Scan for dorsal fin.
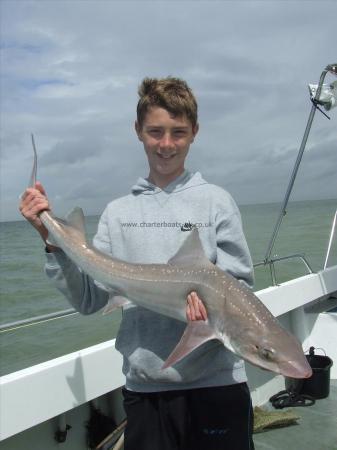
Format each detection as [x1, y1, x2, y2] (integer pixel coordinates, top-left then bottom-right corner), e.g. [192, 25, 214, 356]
[64, 207, 86, 236]
[47, 207, 87, 247]
[168, 228, 214, 268]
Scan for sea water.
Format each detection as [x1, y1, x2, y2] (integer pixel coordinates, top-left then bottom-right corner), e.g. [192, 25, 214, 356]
[0, 199, 336, 376]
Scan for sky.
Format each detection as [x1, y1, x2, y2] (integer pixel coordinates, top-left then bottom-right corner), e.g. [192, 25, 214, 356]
[1, 0, 336, 222]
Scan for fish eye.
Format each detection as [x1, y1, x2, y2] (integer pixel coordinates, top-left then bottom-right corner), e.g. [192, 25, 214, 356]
[260, 348, 274, 361]
[254, 345, 275, 361]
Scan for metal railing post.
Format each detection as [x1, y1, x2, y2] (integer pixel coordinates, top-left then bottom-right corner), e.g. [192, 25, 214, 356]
[264, 67, 330, 264]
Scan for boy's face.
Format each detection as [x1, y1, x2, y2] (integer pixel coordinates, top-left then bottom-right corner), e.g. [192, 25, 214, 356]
[135, 107, 198, 187]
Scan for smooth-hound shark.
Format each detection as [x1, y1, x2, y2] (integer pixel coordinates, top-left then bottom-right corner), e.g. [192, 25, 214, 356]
[29, 135, 312, 379]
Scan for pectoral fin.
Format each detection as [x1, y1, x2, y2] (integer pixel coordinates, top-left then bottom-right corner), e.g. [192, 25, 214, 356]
[162, 321, 218, 369]
[102, 295, 131, 315]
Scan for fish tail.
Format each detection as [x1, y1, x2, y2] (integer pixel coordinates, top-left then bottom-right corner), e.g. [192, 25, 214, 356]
[29, 133, 38, 188]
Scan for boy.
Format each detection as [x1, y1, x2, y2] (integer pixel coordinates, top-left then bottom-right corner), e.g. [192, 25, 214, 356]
[20, 77, 255, 449]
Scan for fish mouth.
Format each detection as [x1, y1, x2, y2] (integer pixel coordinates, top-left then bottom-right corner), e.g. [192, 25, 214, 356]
[242, 351, 313, 379]
[278, 359, 313, 379]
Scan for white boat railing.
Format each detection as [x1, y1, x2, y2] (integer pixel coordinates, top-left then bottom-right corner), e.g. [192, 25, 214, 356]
[324, 210, 337, 269]
[0, 251, 320, 332]
[0, 308, 77, 333]
[254, 253, 314, 286]
[0, 211, 334, 332]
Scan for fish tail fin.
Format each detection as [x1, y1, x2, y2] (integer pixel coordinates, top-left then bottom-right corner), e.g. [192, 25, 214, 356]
[29, 133, 38, 188]
[162, 321, 218, 369]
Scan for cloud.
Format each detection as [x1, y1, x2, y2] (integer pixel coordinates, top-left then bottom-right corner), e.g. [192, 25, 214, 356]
[1, 0, 337, 222]
[39, 136, 108, 166]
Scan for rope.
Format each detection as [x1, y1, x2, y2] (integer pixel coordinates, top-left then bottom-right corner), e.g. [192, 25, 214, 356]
[269, 389, 315, 409]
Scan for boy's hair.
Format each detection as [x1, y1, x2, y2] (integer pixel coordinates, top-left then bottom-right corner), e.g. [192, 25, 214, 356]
[137, 77, 198, 128]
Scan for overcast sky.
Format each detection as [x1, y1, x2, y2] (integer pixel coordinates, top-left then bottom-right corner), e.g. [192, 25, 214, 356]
[1, 0, 336, 222]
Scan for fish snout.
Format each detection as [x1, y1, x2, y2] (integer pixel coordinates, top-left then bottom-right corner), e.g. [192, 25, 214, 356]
[279, 358, 313, 379]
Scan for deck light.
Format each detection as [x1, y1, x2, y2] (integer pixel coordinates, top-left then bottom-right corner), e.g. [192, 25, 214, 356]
[310, 63, 337, 112]
[326, 63, 337, 75]
[308, 64, 337, 111]
[308, 81, 337, 111]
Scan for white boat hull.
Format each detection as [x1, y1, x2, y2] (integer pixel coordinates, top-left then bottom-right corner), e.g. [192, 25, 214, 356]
[1, 266, 337, 448]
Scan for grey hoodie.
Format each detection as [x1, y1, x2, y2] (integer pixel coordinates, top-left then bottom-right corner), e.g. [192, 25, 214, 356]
[45, 170, 254, 392]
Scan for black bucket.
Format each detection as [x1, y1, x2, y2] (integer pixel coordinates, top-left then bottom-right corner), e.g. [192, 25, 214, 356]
[286, 347, 333, 399]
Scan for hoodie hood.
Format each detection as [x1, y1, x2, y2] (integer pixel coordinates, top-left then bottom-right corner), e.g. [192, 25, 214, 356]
[131, 170, 208, 195]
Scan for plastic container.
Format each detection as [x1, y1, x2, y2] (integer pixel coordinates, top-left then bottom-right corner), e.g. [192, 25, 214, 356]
[286, 347, 333, 399]
[302, 347, 333, 399]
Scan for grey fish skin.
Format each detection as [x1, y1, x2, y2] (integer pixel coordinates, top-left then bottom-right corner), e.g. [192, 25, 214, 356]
[30, 136, 312, 379]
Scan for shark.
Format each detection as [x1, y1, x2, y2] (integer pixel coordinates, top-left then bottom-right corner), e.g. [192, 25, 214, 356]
[29, 135, 312, 379]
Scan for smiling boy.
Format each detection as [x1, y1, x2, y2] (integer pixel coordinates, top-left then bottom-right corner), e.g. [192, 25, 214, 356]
[20, 77, 255, 449]
[135, 94, 198, 188]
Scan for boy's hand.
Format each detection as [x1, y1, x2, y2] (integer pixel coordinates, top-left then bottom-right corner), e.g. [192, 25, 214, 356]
[186, 292, 208, 321]
[19, 182, 51, 243]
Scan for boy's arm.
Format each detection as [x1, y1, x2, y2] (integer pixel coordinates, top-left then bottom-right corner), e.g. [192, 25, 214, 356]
[19, 182, 110, 314]
[215, 204, 254, 289]
[45, 209, 113, 314]
[19, 182, 58, 252]
[45, 250, 110, 314]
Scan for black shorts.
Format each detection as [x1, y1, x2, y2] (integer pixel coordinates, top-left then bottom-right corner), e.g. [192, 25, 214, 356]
[122, 383, 255, 450]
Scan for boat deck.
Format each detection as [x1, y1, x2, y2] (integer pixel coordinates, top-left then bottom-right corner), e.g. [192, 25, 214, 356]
[254, 380, 337, 450]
